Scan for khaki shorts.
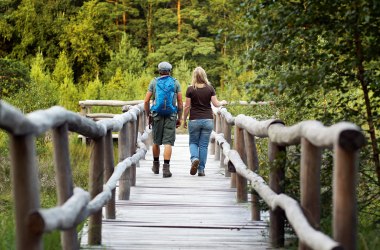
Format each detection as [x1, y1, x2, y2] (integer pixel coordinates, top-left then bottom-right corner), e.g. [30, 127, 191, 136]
[152, 112, 177, 146]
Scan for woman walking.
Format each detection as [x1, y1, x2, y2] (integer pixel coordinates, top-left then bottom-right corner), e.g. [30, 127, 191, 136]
[183, 67, 227, 176]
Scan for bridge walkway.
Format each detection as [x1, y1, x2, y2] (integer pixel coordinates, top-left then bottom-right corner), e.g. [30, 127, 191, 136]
[81, 134, 271, 249]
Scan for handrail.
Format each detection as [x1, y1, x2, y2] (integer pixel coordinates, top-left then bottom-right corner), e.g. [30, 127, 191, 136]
[0, 100, 151, 250]
[211, 106, 365, 250]
[0, 99, 365, 250]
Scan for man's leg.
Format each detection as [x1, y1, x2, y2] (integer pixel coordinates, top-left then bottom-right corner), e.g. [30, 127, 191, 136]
[161, 115, 176, 178]
[152, 144, 160, 158]
[163, 144, 172, 160]
[152, 144, 160, 174]
[162, 144, 172, 178]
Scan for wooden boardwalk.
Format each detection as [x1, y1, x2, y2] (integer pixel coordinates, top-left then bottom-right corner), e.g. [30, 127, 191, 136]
[81, 134, 271, 249]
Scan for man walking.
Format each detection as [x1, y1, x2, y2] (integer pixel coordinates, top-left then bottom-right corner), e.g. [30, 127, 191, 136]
[144, 62, 183, 177]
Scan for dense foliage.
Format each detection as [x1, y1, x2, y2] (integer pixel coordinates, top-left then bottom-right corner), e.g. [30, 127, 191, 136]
[0, 0, 379, 248]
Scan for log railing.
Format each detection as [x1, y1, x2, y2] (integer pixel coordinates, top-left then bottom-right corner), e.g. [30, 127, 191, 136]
[210, 106, 365, 250]
[0, 98, 365, 250]
[0, 100, 151, 250]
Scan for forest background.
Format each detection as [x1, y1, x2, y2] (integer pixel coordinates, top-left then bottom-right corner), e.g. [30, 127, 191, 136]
[0, 0, 379, 249]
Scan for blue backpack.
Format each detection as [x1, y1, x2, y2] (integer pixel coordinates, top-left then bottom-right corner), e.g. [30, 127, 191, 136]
[151, 75, 178, 116]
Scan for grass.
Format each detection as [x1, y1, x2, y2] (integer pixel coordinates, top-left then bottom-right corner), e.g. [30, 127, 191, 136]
[0, 132, 91, 248]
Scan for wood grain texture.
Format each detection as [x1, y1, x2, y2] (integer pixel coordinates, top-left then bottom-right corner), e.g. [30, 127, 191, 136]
[81, 134, 271, 250]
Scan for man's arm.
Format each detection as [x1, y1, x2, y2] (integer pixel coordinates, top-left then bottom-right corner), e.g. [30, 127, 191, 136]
[144, 91, 153, 127]
[144, 91, 153, 115]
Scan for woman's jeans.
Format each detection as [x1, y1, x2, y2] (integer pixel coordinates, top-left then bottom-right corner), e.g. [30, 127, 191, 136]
[188, 119, 214, 171]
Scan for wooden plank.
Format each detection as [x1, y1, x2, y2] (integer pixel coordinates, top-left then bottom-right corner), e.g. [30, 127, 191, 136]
[81, 134, 271, 249]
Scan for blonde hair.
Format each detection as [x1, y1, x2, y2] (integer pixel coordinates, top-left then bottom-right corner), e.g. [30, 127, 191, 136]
[191, 66, 211, 88]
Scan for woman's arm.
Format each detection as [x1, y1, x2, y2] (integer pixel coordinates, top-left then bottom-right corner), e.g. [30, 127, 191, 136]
[211, 95, 227, 107]
[183, 97, 191, 128]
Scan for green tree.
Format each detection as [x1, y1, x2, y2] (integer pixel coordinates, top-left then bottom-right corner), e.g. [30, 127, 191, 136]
[0, 58, 30, 98]
[83, 76, 103, 100]
[246, 0, 380, 184]
[52, 51, 78, 111]
[60, 0, 118, 82]
[7, 52, 58, 113]
[102, 33, 144, 83]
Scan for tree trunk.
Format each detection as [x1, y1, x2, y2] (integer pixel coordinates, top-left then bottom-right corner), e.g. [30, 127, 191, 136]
[147, 3, 153, 53]
[122, 0, 127, 32]
[354, 30, 380, 185]
[177, 0, 181, 34]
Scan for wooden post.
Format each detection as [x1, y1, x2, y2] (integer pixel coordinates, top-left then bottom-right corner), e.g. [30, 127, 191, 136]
[104, 130, 116, 219]
[88, 136, 105, 245]
[243, 130, 260, 221]
[235, 125, 247, 202]
[10, 135, 42, 250]
[52, 124, 78, 249]
[129, 120, 137, 187]
[299, 138, 321, 250]
[118, 123, 130, 200]
[219, 116, 225, 169]
[209, 113, 216, 155]
[333, 143, 358, 250]
[138, 111, 145, 133]
[268, 140, 286, 247]
[79, 104, 88, 145]
[214, 113, 221, 160]
[222, 116, 232, 177]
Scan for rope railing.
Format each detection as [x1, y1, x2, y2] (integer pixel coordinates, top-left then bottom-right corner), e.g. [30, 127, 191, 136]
[0, 100, 151, 250]
[210, 106, 365, 250]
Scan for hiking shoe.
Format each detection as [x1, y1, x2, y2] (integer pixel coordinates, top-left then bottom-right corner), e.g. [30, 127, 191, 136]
[152, 161, 159, 174]
[198, 170, 205, 176]
[190, 159, 199, 175]
[163, 163, 172, 178]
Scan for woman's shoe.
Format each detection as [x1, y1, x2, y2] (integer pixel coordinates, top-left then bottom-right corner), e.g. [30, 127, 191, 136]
[190, 159, 199, 175]
[198, 169, 205, 176]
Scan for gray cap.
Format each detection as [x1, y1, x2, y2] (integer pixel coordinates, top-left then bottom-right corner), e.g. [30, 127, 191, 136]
[158, 61, 172, 72]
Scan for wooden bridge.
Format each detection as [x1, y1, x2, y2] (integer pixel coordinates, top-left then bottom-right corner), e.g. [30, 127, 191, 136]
[0, 99, 366, 250]
[80, 134, 271, 249]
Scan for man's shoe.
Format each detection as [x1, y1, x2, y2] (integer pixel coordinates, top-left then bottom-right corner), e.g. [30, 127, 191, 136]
[163, 163, 172, 178]
[190, 159, 199, 175]
[198, 170, 205, 176]
[152, 161, 159, 174]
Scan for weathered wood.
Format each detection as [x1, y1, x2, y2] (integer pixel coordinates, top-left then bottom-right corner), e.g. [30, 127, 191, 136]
[227, 150, 342, 250]
[118, 123, 130, 200]
[86, 113, 117, 119]
[127, 120, 137, 187]
[104, 131, 116, 219]
[28, 188, 90, 233]
[1, 99, 365, 250]
[243, 129, 260, 221]
[268, 139, 286, 247]
[228, 100, 274, 106]
[214, 113, 222, 160]
[0, 100, 143, 138]
[222, 115, 232, 177]
[300, 138, 321, 250]
[79, 100, 144, 107]
[267, 120, 363, 147]
[209, 114, 216, 155]
[80, 135, 271, 250]
[52, 123, 78, 250]
[235, 114, 283, 138]
[234, 125, 247, 202]
[333, 135, 360, 250]
[88, 137, 105, 245]
[10, 135, 42, 250]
